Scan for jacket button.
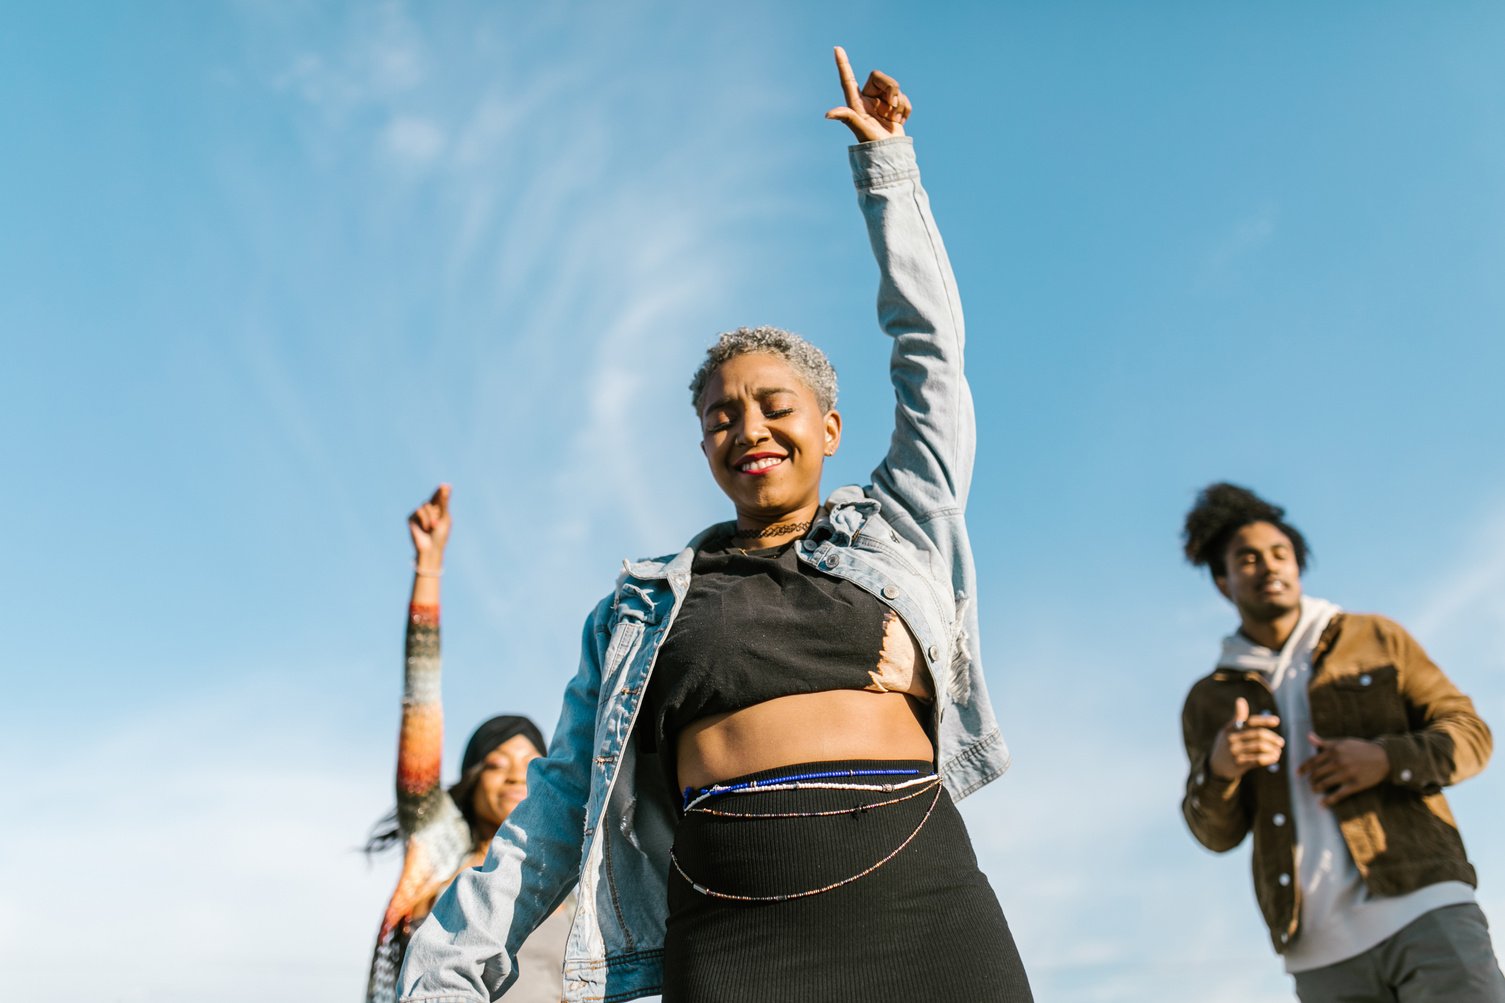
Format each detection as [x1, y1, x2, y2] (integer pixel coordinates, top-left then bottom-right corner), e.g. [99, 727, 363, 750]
[1279, 873, 1291, 887]
[1273, 813, 1286, 827]
[881, 584, 899, 600]
[1399, 768, 1414, 783]
[825, 553, 842, 568]
[928, 644, 941, 661]
[1267, 763, 1280, 773]
[1360, 674, 1372, 686]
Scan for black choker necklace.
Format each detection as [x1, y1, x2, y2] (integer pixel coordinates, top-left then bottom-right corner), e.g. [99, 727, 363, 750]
[731, 519, 812, 541]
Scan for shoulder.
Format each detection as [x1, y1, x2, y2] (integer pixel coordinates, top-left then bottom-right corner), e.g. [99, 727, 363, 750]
[1182, 670, 1227, 714]
[408, 793, 472, 872]
[1327, 611, 1415, 653]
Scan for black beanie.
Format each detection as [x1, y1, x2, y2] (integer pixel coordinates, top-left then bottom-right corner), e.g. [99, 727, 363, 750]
[460, 715, 547, 776]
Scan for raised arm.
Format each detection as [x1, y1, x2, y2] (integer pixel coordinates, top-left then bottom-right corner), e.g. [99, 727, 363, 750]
[827, 47, 973, 523]
[397, 485, 452, 835]
[398, 598, 608, 1002]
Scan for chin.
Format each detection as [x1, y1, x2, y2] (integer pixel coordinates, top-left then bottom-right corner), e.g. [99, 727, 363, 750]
[1249, 597, 1301, 620]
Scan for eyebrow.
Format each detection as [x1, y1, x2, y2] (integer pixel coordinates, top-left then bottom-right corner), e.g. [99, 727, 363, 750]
[700, 386, 799, 416]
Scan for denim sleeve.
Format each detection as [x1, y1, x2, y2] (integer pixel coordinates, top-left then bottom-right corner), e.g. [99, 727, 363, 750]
[850, 136, 974, 522]
[397, 599, 608, 1003]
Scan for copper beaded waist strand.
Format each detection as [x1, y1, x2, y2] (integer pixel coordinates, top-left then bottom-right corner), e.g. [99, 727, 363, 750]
[669, 767, 944, 903]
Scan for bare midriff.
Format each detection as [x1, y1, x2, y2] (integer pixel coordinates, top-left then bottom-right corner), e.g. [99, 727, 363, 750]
[675, 689, 934, 792]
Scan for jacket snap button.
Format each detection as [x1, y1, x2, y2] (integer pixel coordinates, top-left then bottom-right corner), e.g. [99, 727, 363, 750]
[1279, 873, 1291, 887]
[1360, 674, 1372, 686]
[825, 553, 842, 568]
[1273, 813, 1286, 827]
[1400, 768, 1413, 783]
[928, 644, 941, 661]
[882, 584, 899, 600]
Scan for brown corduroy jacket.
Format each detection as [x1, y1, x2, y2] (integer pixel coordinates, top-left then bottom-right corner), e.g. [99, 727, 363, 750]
[1180, 612, 1492, 954]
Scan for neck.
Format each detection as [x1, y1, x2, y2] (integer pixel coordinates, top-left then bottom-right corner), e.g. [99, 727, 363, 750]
[1239, 605, 1302, 651]
[732, 503, 819, 548]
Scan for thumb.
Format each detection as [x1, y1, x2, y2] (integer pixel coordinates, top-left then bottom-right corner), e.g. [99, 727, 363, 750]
[1232, 697, 1250, 727]
[1308, 731, 1327, 750]
[825, 106, 860, 123]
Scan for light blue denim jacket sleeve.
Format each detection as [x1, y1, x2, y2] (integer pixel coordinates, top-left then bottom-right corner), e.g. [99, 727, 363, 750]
[853, 135, 974, 515]
[397, 600, 609, 1002]
[848, 136, 1005, 797]
[397, 136, 1009, 1003]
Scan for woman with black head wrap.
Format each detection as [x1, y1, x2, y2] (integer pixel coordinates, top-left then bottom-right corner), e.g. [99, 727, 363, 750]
[363, 485, 564, 1003]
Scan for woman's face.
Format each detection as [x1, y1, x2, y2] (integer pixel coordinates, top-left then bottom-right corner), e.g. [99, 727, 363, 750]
[470, 733, 543, 829]
[698, 352, 841, 521]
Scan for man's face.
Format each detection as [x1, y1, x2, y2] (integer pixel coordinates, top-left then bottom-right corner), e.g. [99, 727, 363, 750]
[1215, 521, 1303, 624]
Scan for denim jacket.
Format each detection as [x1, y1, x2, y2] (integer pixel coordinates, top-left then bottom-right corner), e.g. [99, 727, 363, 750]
[399, 137, 1011, 1003]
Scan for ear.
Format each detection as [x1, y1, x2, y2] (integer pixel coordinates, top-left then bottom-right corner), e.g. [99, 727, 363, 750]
[1213, 575, 1231, 602]
[822, 409, 842, 457]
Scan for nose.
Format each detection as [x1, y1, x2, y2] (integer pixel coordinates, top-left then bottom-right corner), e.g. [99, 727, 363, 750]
[733, 410, 770, 446]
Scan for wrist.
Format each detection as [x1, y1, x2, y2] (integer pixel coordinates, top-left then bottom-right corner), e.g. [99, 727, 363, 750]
[413, 559, 444, 578]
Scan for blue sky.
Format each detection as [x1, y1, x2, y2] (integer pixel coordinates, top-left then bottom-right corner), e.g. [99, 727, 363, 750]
[3, 2, 1503, 1000]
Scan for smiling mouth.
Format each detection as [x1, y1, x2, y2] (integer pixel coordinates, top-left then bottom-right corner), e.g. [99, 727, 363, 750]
[737, 455, 785, 474]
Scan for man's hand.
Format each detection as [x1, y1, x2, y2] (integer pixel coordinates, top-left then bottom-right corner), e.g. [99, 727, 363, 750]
[1208, 697, 1285, 781]
[825, 46, 911, 143]
[1299, 732, 1390, 806]
[409, 484, 452, 573]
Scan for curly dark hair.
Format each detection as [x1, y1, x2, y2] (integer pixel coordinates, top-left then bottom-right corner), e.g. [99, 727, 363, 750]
[1182, 482, 1311, 579]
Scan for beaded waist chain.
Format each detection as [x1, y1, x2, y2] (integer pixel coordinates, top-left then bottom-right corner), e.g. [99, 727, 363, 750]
[671, 766, 943, 902]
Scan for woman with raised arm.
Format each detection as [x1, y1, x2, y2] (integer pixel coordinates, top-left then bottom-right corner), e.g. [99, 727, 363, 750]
[364, 484, 566, 1003]
[399, 49, 1032, 1003]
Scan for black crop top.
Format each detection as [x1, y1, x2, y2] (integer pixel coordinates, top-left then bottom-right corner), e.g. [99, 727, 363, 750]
[640, 537, 933, 796]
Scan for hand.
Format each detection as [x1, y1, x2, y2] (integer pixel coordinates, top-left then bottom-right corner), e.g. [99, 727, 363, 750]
[1299, 733, 1390, 806]
[1208, 697, 1285, 781]
[409, 484, 452, 571]
[825, 46, 911, 143]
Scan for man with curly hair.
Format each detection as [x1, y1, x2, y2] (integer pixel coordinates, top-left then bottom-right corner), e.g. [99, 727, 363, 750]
[1178, 482, 1503, 1002]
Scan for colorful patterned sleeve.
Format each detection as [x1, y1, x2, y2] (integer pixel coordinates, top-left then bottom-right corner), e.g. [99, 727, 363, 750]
[396, 603, 446, 834]
[367, 602, 471, 1003]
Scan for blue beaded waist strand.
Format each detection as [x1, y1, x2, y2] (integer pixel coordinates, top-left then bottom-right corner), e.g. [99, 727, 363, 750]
[681, 766, 927, 811]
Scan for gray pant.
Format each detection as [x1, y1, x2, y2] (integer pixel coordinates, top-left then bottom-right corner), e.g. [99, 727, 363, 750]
[1294, 904, 1505, 1003]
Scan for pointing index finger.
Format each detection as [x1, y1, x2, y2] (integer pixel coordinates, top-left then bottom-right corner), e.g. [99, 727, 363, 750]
[833, 46, 862, 110]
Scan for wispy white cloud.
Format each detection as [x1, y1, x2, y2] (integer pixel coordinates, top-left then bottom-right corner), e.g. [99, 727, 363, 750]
[1411, 504, 1505, 647]
[263, 0, 426, 118]
[382, 115, 446, 165]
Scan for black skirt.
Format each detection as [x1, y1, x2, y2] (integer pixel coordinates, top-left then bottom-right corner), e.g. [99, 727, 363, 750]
[663, 760, 1033, 1003]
